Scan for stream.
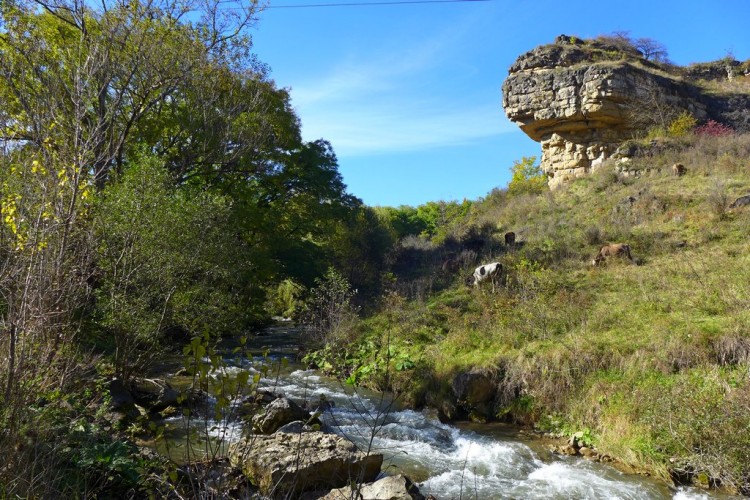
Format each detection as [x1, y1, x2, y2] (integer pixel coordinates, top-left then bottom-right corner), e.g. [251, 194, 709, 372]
[157, 324, 730, 499]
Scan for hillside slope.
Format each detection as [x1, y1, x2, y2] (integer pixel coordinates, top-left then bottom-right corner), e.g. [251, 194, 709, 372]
[314, 132, 750, 493]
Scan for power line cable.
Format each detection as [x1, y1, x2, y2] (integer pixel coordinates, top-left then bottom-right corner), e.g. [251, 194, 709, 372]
[266, 0, 492, 8]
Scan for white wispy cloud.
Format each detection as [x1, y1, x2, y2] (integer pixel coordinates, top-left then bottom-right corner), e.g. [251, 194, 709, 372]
[287, 27, 515, 157]
[299, 103, 513, 157]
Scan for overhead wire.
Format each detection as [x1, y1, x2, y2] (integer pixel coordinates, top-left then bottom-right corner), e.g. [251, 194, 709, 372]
[265, 0, 492, 8]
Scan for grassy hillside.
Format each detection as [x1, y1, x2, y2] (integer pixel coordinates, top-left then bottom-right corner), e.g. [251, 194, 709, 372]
[312, 132, 750, 493]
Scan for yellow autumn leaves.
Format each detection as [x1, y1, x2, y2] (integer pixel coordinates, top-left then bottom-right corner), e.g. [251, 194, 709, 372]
[0, 159, 92, 252]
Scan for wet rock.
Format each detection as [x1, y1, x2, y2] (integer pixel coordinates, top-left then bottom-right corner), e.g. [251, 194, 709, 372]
[451, 370, 495, 405]
[468, 407, 489, 424]
[229, 431, 383, 497]
[130, 378, 179, 413]
[426, 399, 457, 423]
[550, 443, 578, 456]
[237, 390, 282, 418]
[252, 397, 312, 434]
[321, 474, 425, 500]
[561, 444, 578, 456]
[309, 394, 335, 412]
[579, 446, 598, 460]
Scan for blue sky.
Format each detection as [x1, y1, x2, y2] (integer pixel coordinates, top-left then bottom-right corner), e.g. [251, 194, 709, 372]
[251, 0, 750, 207]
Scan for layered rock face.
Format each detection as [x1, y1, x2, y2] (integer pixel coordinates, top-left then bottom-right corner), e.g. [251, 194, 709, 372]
[502, 36, 749, 188]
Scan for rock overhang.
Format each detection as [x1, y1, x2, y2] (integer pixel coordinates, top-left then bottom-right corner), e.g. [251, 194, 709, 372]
[501, 36, 749, 188]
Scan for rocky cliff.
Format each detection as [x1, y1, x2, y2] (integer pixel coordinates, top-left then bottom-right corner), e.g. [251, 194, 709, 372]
[502, 35, 750, 188]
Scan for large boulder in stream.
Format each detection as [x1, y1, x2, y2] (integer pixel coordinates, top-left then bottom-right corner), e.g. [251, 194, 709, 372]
[252, 397, 312, 434]
[229, 431, 383, 497]
[128, 378, 180, 413]
[319, 474, 426, 500]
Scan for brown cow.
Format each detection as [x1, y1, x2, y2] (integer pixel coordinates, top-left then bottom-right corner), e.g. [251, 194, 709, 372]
[672, 163, 687, 176]
[441, 258, 459, 273]
[592, 243, 633, 266]
[504, 231, 516, 246]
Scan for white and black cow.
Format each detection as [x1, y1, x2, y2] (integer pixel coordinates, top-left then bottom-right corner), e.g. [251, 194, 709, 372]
[472, 262, 503, 292]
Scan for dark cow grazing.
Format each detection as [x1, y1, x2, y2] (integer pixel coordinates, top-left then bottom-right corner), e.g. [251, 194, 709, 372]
[441, 258, 459, 273]
[672, 163, 687, 176]
[504, 231, 516, 246]
[472, 262, 502, 292]
[729, 194, 750, 209]
[592, 243, 633, 266]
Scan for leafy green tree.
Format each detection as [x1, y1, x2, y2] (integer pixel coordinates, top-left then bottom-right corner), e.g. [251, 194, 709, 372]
[0, 0, 264, 395]
[266, 279, 305, 319]
[373, 205, 429, 239]
[413, 200, 473, 239]
[329, 205, 395, 301]
[0, 0, 260, 185]
[225, 139, 359, 289]
[93, 154, 251, 381]
[508, 156, 547, 196]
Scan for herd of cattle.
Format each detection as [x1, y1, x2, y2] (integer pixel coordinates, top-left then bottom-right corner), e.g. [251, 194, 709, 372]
[468, 240, 634, 291]
[459, 163, 750, 291]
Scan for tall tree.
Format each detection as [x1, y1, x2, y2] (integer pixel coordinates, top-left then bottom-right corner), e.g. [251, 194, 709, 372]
[0, 0, 261, 436]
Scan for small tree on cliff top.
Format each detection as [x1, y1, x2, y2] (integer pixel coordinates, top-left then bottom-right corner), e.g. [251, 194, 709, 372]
[508, 156, 547, 196]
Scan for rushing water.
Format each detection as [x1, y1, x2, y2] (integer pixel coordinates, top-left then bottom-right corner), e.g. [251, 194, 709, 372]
[159, 325, 730, 499]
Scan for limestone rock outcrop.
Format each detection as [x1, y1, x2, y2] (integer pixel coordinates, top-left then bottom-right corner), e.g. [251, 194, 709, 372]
[502, 35, 750, 188]
[229, 431, 383, 497]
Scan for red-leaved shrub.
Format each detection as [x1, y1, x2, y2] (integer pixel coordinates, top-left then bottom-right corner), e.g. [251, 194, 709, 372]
[695, 120, 734, 137]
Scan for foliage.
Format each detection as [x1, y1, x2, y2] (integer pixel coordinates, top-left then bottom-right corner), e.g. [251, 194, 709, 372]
[696, 120, 735, 137]
[266, 279, 305, 319]
[373, 205, 429, 239]
[507, 156, 547, 196]
[415, 199, 473, 239]
[93, 155, 247, 380]
[300, 268, 359, 347]
[0, 1, 383, 494]
[667, 111, 698, 137]
[374, 200, 473, 242]
[327, 131, 750, 493]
